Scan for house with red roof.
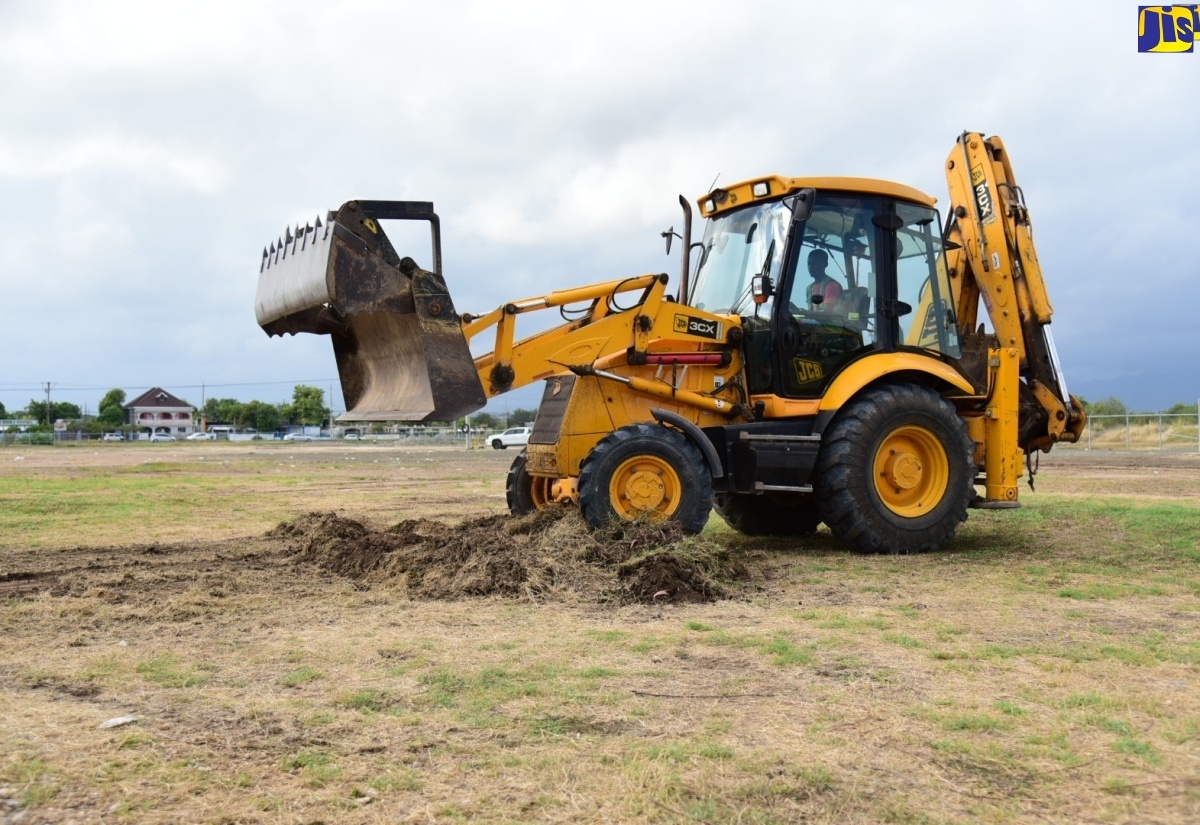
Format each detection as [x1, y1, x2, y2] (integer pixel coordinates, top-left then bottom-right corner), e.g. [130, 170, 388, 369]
[124, 388, 197, 438]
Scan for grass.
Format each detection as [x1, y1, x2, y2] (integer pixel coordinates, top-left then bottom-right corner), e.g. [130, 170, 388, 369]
[1, 444, 1198, 823]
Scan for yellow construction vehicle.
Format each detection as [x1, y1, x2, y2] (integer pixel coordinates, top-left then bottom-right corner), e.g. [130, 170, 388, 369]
[255, 132, 1086, 553]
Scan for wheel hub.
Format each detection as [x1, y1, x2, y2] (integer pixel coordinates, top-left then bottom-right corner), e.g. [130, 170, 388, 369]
[882, 450, 922, 490]
[623, 470, 667, 509]
[609, 456, 679, 519]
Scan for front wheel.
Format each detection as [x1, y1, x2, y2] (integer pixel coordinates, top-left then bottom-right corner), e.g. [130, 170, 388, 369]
[491, 439, 504, 450]
[578, 423, 712, 534]
[505, 450, 551, 515]
[814, 384, 974, 554]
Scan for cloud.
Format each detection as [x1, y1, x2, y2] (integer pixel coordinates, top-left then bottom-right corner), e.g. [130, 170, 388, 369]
[0, 1, 1196, 416]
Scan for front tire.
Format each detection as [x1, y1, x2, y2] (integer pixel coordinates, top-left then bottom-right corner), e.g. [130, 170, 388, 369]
[578, 423, 712, 534]
[506, 450, 551, 515]
[814, 384, 974, 554]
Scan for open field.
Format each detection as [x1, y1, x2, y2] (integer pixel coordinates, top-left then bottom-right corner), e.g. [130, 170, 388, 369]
[1, 442, 1198, 824]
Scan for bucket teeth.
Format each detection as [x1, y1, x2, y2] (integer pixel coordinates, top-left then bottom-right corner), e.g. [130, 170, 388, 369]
[260, 216, 328, 272]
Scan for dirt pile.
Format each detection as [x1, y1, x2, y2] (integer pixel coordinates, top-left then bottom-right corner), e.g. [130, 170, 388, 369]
[268, 510, 747, 603]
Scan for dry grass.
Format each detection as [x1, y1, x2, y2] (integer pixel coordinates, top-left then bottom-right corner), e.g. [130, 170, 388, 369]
[0, 442, 1198, 823]
[1061, 420, 1200, 453]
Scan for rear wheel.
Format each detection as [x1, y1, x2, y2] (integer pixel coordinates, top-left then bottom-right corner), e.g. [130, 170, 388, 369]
[713, 493, 822, 536]
[814, 384, 973, 554]
[506, 450, 551, 515]
[578, 423, 712, 534]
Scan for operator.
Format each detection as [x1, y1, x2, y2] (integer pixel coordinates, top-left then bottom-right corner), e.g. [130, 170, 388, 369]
[806, 249, 842, 311]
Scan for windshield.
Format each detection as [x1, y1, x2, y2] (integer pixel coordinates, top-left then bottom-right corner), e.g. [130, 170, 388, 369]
[689, 199, 792, 315]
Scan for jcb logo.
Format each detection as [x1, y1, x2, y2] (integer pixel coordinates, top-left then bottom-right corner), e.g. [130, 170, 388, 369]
[1139, 5, 1198, 52]
[794, 359, 823, 384]
[970, 165, 996, 226]
[673, 313, 721, 340]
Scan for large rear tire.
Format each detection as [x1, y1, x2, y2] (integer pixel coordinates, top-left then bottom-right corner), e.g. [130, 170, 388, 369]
[713, 493, 822, 536]
[578, 423, 712, 534]
[506, 450, 551, 516]
[814, 384, 974, 554]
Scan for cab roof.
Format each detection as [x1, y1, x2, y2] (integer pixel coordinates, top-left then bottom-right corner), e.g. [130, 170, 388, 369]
[697, 175, 937, 218]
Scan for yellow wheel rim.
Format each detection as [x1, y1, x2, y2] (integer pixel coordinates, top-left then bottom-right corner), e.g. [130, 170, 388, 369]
[530, 476, 553, 510]
[608, 454, 681, 521]
[872, 425, 949, 518]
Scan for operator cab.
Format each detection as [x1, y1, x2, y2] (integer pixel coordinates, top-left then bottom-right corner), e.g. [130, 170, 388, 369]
[688, 177, 960, 399]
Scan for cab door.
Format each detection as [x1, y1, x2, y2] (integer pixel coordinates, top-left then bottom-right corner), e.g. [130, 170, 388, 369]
[772, 193, 886, 398]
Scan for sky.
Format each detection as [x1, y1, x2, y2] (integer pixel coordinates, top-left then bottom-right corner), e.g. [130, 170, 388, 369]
[1, 0, 1197, 420]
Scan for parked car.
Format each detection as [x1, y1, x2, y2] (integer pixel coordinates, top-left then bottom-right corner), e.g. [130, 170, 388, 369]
[283, 432, 313, 442]
[343, 433, 361, 441]
[101, 432, 124, 442]
[149, 433, 176, 442]
[488, 426, 532, 450]
[186, 431, 215, 441]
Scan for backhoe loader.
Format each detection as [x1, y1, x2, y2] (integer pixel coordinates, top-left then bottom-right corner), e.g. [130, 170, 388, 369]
[255, 132, 1085, 553]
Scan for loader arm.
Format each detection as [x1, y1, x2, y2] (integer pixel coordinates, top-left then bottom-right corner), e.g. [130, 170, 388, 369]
[462, 273, 668, 397]
[943, 132, 1087, 455]
[255, 199, 742, 425]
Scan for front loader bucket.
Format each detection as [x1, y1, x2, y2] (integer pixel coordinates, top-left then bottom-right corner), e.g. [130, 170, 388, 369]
[255, 200, 486, 423]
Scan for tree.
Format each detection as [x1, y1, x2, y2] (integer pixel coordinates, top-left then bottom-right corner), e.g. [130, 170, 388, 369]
[242, 400, 282, 432]
[204, 398, 245, 425]
[290, 385, 327, 426]
[0, 401, 6, 418]
[509, 407, 538, 426]
[1082, 396, 1127, 417]
[97, 389, 126, 427]
[1164, 401, 1198, 416]
[471, 412, 500, 430]
[25, 399, 82, 424]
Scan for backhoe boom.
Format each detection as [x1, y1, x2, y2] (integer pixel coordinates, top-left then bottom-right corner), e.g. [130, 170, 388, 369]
[944, 132, 1086, 457]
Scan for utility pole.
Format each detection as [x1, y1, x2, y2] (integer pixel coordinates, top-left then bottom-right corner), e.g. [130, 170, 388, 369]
[43, 382, 52, 426]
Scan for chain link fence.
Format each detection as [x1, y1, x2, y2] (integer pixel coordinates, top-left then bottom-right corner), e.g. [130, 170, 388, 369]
[1058, 411, 1200, 454]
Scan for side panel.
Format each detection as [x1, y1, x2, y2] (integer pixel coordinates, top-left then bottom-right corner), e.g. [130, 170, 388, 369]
[703, 421, 820, 494]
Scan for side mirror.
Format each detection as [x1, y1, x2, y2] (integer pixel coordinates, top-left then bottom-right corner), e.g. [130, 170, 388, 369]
[791, 188, 816, 222]
[661, 226, 680, 255]
[751, 274, 774, 304]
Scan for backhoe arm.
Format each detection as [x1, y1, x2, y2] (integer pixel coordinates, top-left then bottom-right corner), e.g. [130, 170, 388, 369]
[943, 132, 1086, 454]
